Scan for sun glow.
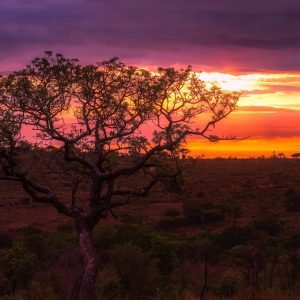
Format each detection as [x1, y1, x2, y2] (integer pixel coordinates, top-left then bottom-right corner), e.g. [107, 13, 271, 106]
[197, 72, 261, 91]
[189, 71, 300, 157]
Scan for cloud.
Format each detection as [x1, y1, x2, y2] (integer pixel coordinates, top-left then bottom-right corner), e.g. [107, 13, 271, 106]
[237, 106, 299, 112]
[1, 0, 300, 72]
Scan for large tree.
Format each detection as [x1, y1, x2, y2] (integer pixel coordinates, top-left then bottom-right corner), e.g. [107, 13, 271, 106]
[0, 52, 239, 299]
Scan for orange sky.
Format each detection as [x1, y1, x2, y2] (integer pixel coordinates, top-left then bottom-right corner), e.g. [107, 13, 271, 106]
[19, 70, 300, 158]
[188, 72, 300, 158]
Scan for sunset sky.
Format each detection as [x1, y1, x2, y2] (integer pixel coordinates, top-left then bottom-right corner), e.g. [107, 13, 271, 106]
[1, 0, 300, 157]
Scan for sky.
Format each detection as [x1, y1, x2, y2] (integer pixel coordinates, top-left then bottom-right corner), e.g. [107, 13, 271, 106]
[1, 0, 300, 157]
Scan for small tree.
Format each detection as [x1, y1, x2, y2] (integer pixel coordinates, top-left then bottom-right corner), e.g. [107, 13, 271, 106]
[0, 52, 239, 299]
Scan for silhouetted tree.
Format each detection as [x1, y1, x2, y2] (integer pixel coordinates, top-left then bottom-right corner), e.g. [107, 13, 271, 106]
[0, 52, 239, 299]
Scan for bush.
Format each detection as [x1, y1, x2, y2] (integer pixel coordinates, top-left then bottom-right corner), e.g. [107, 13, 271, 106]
[19, 197, 30, 205]
[287, 234, 300, 250]
[163, 208, 181, 217]
[56, 222, 74, 233]
[253, 214, 283, 235]
[156, 216, 191, 229]
[110, 244, 159, 299]
[183, 200, 224, 224]
[0, 244, 36, 293]
[211, 270, 241, 298]
[216, 226, 255, 249]
[284, 190, 300, 212]
[101, 280, 124, 300]
[0, 233, 12, 249]
[202, 208, 224, 223]
[121, 213, 148, 225]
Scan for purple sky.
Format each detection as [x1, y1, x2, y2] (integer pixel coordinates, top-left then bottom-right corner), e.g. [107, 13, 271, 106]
[1, 0, 300, 73]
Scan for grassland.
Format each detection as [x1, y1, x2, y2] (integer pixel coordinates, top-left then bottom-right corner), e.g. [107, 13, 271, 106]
[0, 158, 300, 299]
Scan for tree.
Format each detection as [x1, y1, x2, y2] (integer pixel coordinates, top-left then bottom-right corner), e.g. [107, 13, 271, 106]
[0, 52, 240, 299]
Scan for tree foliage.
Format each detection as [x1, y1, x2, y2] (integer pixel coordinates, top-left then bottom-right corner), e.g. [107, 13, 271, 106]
[0, 52, 240, 298]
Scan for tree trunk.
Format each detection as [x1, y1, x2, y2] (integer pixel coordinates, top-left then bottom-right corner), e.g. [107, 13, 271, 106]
[76, 223, 98, 300]
[199, 259, 208, 300]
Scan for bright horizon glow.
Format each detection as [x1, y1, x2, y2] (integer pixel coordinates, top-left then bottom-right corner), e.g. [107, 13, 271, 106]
[188, 71, 300, 158]
[17, 68, 300, 158]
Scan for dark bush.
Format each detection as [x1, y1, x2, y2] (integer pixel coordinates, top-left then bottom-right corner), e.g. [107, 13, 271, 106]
[101, 280, 124, 300]
[287, 234, 300, 250]
[216, 226, 255, 249]
[19, 197, 30, 205]
[110, 244, 159, 299]
[56, 222, 74, 232]
[0, 233, 12, 249]
[284, 190, 300, 212]
[163, 208, 181, 217]
[253, 214, 283, 235]
[1, 244, 36, 293]
[23, 233, 47, 260]
[183, 199, 224, 224]
[156, 216, 192, 229]
[211, 270, 241, 298]
[202, 208, 224, 223]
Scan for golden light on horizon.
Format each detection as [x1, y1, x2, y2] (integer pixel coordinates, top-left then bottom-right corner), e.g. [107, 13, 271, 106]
[19, 68, 300, 158]
[197, 72, 262, 91]
[187, 71, 300, 157]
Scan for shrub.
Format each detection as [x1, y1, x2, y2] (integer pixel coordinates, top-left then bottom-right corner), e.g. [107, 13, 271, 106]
[0, 233, 12, 249]
[110, 244, 159, 299]
[93, 225, 118, 252]
[121, 213, 148, 225]
[101, 280, 124, 300]
[287, 234, 300, 250]
[211, 270, 241, 298]
[56, 222, 74, 233]
[1, 244, 36, 293]
[220, 198, 242, 223]
[253, 214, 283, 235]
[163, 208, 181, 217]
[183, 199, 224, 224]
[216, 226, 255, 249]
[202, 208, 224, 223]
[156, 216, 191, 229]
[19, 197, 30, 205]
[284, 190, 300, 212]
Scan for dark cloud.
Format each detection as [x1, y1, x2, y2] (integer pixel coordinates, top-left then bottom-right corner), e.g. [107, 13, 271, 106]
[1, 0, 300, 72]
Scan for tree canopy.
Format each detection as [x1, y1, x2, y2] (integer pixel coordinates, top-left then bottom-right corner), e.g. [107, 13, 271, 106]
[0, 52, 240, 298]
